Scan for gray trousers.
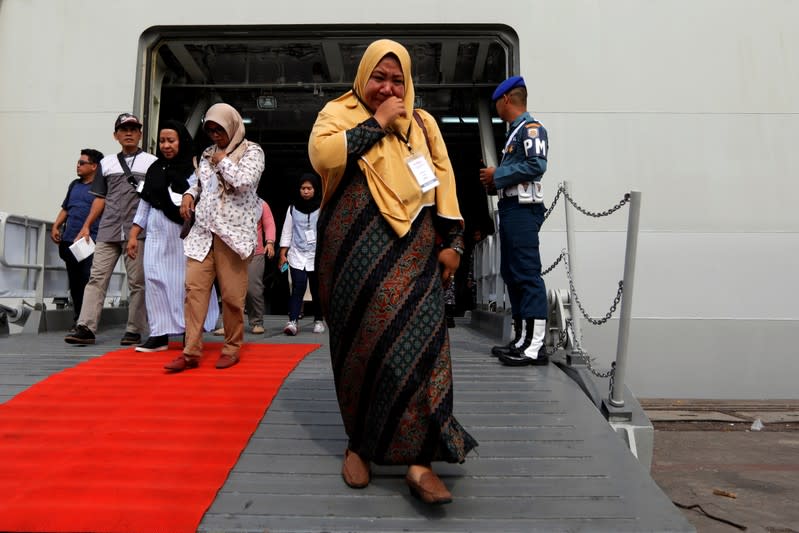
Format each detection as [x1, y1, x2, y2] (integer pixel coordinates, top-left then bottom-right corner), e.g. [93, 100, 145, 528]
[245, 253, 265, 326]
[77, 240, 146, 334]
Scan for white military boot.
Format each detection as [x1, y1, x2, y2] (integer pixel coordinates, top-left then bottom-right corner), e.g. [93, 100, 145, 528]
[491, 317, 526, 357]
[499, 318, 549, 366]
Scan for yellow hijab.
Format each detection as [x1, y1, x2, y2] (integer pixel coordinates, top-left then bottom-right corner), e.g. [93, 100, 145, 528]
[308, 39, 462, 237]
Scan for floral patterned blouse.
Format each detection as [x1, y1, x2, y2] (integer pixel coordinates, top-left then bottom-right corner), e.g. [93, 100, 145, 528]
[183, 141, 265, 261]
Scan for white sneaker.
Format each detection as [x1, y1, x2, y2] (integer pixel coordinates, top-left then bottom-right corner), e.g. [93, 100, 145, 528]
[251, 324, 265, 334]
[313, 320, 326, 334]
[283, 320, 298, 336]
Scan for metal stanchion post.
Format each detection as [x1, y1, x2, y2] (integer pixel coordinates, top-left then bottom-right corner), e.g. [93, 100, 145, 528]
[563, 181, 586, 365]
[604, 190, 641, 418]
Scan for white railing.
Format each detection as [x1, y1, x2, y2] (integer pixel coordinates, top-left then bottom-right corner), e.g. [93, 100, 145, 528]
[0, 211, 127, 331]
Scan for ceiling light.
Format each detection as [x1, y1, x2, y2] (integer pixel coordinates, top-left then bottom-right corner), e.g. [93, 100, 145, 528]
[441, 117, 503, 124]
[257, 96, 277, 110]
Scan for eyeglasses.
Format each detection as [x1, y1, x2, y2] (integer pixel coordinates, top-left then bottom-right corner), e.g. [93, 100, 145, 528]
[77, 160, 93, 166]
[205, 125, 226, 136]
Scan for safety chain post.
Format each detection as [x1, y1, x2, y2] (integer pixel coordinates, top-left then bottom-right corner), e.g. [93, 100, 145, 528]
[562, 181, 587, 366]
[603, 190, 642, 421]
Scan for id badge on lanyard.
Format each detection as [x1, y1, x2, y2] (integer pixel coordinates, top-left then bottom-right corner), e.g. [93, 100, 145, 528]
[305, 228, 316, 244]
[406, 153, 439, 193]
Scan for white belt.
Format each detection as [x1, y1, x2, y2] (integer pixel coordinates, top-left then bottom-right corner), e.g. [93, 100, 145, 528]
[497, 187, 518, 199]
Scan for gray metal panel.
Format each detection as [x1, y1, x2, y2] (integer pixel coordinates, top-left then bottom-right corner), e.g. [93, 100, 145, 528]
[0, 319, 693, 532]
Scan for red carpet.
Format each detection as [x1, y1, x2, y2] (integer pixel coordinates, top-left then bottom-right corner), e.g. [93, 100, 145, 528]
[0, 342, 319, 533]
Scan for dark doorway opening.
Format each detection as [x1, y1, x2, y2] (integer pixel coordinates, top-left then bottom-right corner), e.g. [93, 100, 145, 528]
[146, 27, 515, 315]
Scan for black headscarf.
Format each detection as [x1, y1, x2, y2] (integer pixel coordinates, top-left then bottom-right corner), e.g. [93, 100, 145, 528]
[140, 120, 195, 225]
[293, 172, 322, 215]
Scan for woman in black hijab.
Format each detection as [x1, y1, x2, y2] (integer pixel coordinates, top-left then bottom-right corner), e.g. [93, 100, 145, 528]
[126, 121, 219, 352]
[278, 172, 324, 335]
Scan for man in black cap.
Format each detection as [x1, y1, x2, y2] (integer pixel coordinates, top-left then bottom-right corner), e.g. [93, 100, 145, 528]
[65, 113, 157, 345]
[479, 76, 550, 366]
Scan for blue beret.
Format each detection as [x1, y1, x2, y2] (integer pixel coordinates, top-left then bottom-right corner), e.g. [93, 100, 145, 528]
[491, 76, 526, 102]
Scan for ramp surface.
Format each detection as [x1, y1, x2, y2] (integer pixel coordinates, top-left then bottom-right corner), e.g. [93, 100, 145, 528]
[0, 318, 693, 532]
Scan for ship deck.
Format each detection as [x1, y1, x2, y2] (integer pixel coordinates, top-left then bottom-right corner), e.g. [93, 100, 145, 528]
[0, 316, 693, 532]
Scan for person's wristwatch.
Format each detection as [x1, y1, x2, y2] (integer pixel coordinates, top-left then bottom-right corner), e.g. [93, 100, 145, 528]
[451, 245, 464, 256]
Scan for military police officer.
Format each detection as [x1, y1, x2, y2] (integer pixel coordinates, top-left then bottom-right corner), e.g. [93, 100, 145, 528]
[479, 76, 550, 366]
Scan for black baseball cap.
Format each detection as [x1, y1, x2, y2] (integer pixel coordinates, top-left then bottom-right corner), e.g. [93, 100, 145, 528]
[114, 113, 143, 131]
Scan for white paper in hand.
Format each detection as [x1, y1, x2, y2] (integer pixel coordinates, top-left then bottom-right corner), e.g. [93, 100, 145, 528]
[168, 186, 183, 206]
[69, 237, 95, 262]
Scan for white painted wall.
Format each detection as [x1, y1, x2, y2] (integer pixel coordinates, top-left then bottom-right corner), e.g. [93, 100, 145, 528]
[0, 0, 796, 397]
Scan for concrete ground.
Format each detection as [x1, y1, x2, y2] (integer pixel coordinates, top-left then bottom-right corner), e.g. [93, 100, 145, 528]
[643, 400, 799, 533]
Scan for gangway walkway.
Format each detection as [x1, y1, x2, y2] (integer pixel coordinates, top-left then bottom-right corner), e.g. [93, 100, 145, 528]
[0, 317, 692, 532]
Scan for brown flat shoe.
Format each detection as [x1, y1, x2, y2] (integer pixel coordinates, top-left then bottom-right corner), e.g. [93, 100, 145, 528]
[164, 355, 199, 373]
[341, 449, 370, 488]
[215, 353, 239, 369]
[405, 471, 452, 505]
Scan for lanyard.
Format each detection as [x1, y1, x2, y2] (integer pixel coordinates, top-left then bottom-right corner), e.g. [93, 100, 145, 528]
[500, 121, 527, 164]
[391, 122, 414, 152]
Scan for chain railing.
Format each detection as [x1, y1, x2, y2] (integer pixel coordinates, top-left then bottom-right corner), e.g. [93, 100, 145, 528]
[567, 320, 614, 379]
[541, 250, 565, 277]
[538, 184, 634, 380]
[555, 182, 642, 411]
[563, 188, 631, 218]
[473, 181, 642, 413]
[563, 252, 623, 326]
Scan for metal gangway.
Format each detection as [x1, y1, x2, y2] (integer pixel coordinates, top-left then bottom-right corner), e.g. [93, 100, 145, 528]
[0, 197, 694, 531]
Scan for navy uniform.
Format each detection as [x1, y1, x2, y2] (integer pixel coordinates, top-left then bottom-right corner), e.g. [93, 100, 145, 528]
[490, 76, 550, 366]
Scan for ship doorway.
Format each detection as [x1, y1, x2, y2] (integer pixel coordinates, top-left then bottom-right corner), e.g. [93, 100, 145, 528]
[142, 26, 515, 314]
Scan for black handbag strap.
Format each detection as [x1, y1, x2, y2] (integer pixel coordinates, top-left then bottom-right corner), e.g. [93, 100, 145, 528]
[117, 150, 142, 189]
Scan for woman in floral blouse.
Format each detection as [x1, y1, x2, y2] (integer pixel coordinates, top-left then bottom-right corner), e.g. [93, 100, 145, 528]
[165, 103, 265, 373]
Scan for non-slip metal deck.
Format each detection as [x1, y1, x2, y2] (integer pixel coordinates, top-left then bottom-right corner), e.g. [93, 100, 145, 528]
[0, 318, 692, 532]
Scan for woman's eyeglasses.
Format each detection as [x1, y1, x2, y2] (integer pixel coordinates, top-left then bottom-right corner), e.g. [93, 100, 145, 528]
[205, 126, 226, 136]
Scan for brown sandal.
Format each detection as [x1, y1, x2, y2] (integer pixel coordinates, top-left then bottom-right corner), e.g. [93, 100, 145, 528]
[164, 355, 199, 373]
[341, 449, 370, 488]
[405, 470, 452, 504]
[215, 353, 239, 369]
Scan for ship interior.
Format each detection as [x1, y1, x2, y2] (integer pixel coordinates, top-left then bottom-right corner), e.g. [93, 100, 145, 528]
[144, 27, 515, 313]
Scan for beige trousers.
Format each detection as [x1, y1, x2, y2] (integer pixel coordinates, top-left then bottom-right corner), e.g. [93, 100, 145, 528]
[77, 240, 146, 334]
[184, 234, 249, 359]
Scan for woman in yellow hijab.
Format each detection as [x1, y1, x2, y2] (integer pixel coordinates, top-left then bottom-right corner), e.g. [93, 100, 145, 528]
[309, 39, 476, 504]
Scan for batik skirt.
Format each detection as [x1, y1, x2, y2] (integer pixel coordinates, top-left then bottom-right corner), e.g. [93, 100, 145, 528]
[316, 171, 477, 465]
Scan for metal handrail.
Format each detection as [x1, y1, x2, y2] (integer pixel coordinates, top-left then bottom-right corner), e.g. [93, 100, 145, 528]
[0, 212, 50, 270]
[0, 211, 128, 315]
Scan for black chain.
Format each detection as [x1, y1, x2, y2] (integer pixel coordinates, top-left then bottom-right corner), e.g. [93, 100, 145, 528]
[543, 185, 563, 220]
[543, 328, 569, 356]
[541, 250, 565, 276]
[563, 190, 631, 218]
[567, 320, 615, 378]
[563, 253, 624, 325]
[607, 361, 617, 394]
